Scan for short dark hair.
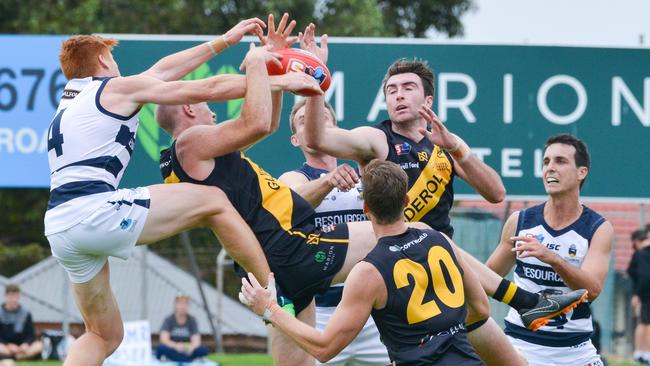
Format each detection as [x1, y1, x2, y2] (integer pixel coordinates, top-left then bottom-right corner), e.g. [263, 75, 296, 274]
[361, 160, 408, 224]
[382, 58, 435, 98]
[632, 229, 648, 242]
[544, 134, 591, 188]
[5, 284, 19, 294]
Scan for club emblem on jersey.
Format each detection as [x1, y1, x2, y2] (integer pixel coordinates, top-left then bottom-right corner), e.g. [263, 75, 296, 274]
[418, 151, 429, 162]
[119, 218, 136, 231]
[394, 142, 411, 155]
[307, 233, 321, 245]
[568, 243, 577, 257]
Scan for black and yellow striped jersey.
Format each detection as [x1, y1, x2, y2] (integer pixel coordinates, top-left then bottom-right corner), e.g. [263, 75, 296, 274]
[374, 120, 455, 237]
[159, 142, 315, 248]
[364, 228, 482, 365]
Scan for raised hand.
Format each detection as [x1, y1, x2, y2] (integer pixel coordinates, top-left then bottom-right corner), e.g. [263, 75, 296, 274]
[417, 104, 459, 151]
[278, 71, 323, 96]
[240, 43, 282, 71]
[327, 163, 359, 192]
[223, 18, 266, 47]
[299, 23, 328, 63]
[260, 13, 298, 50]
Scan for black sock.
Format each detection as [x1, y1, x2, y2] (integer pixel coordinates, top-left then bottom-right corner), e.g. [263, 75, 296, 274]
[492, 279, 539, 311]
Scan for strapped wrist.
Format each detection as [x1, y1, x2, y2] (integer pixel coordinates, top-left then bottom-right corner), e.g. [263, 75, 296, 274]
[207, 36, 229, 56]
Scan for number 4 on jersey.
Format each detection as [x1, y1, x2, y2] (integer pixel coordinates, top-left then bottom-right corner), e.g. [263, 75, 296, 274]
[48, 109, 65, 157]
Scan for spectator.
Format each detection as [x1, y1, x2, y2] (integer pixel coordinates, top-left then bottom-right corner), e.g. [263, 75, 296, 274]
[628, 228, 650, 364]
[156, 294, 209, 362]
[0, 284, 43, 365]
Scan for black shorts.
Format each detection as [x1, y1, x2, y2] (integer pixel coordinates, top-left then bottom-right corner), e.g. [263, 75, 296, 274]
[265, 223, 349, 314]
[641, 298, 650, 324]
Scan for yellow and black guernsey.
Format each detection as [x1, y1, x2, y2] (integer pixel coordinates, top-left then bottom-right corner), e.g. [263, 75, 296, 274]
[364, 228, 483, 365]
[160, 143, 349, 313]
[374, 120, 455, 237]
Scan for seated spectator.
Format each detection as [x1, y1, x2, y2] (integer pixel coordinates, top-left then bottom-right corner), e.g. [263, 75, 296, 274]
[628, 229, 650, 364]
[0, 284, 43, 365]
[156, 294, 209, 362]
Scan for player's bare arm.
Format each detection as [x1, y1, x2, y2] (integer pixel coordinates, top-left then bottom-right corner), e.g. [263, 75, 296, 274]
[257, 13, 298, 137]
[444, 234, 491, 326]
[174, 44, 277, 179]
[142, 17, 266, 81]
[298, 23, 388, 165]
[418, 106, 505, 203]
[279, 164, 359, 207]
[485, 212, 520, 277]
[513, 220, 613, 300]
[304, 95, 388, 164]
[242, 263, 382, 363]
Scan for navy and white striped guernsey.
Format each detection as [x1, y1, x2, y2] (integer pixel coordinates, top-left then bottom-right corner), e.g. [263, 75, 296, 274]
[504, 203, 606, 347]
[295, 163, 367, 307]
[44, 77, 140, 235]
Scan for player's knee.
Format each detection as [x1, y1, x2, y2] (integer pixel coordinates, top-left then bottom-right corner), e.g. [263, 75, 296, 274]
[190, 185, 230, 216]
[104, 324, 124, 356]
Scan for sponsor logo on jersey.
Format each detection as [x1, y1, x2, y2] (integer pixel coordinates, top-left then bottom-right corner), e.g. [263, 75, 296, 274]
[314, 251, 326, 263]
[418, 151, 429, 162]
[388, 233, 428, 252]
[321, 224, 336, 233]
[394, 142, 411, 155]
[119, 218, 137, 232]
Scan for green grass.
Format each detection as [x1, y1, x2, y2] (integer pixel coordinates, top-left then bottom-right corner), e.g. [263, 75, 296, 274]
[12, 355, 641, 366]
[14, 354, 273, 366]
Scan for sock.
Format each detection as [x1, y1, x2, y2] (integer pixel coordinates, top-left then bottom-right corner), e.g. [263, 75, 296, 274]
[492, 279, 539, 311]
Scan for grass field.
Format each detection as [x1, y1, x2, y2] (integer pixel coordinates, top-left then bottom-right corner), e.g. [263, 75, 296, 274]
[10, 355, 642, 366]
[13, 354, 273, 366]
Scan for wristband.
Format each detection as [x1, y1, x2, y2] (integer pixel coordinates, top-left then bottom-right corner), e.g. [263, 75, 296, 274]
[455, 146, 472, 164]
[444, 139, 461, 154]
[206, 36, 229, 56]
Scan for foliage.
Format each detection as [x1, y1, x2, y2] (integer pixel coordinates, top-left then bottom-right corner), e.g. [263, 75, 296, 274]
[0, 0, 472, 287]
[0, 242, 47, 277]
[0, 0, 472, 37]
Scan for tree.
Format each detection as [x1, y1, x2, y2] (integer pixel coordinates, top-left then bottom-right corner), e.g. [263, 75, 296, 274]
[0, 0, 473, 37]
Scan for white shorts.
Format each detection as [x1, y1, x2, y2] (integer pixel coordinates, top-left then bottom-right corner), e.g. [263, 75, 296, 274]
[47, 187, 150, 284]
[508, 337, 603, 366]
[316, 306, 390, 366]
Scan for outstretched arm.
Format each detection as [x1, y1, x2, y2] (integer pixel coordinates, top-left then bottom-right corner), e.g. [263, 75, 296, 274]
[142, 18, 265, 81]
[241, 263, 381, 363]
[299, 23, 387, 165]
[304, 95, 387, 164]
[418, 106, 505, 203]
[176, 44, 275, 162]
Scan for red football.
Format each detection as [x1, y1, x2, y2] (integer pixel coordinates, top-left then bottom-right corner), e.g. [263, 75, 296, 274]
[267, 48, 331, 92]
